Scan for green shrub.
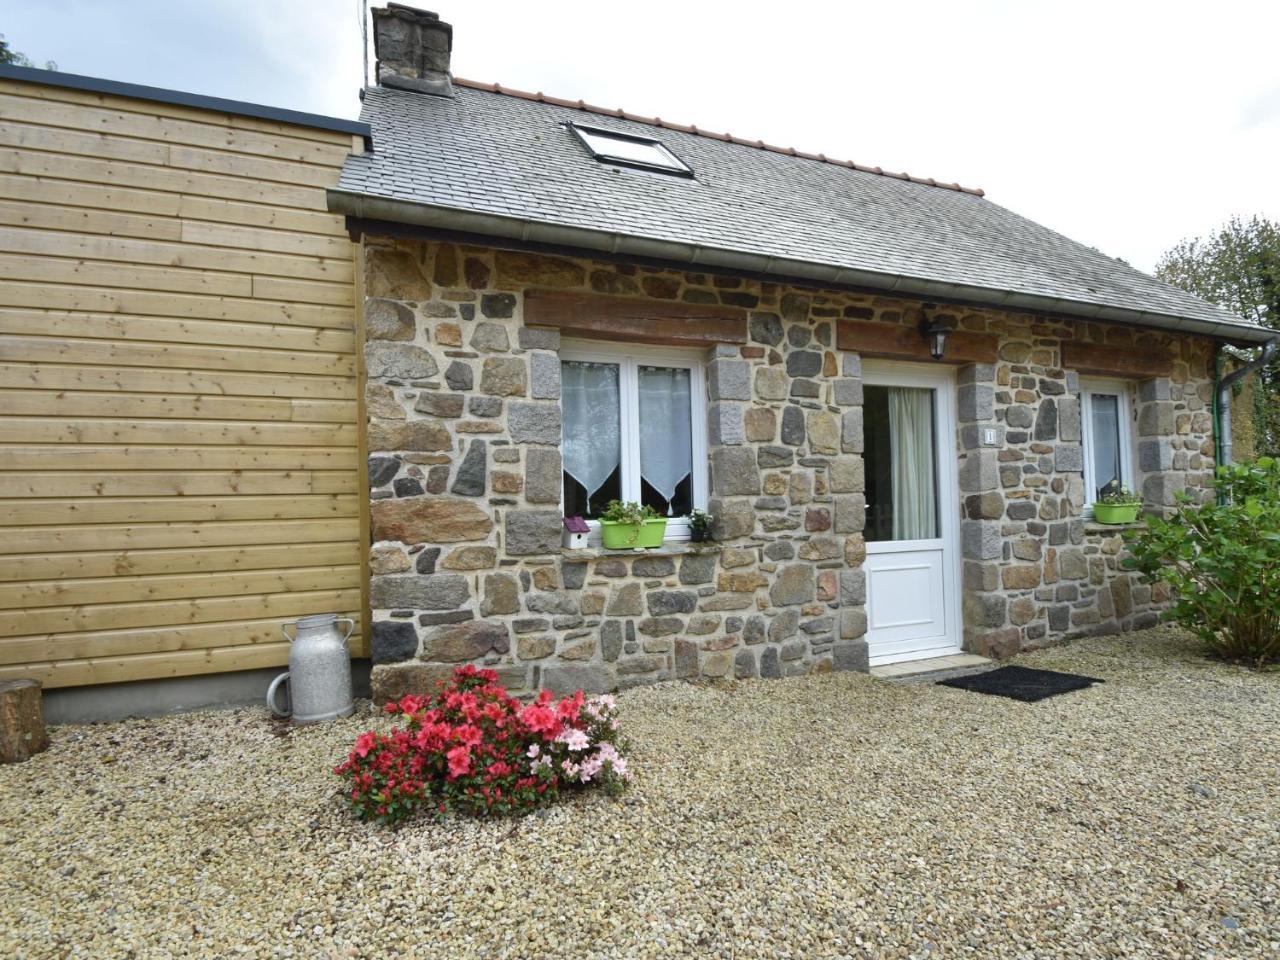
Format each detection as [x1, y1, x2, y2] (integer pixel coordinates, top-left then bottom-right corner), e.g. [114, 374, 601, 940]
[1124, 457, 1280, 667]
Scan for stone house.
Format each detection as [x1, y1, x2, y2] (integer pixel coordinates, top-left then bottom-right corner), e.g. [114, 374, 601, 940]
[331, 6, 1274, 702]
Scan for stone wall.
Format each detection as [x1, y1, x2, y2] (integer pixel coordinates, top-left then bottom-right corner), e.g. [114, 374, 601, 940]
[358, 235, 1215, 699]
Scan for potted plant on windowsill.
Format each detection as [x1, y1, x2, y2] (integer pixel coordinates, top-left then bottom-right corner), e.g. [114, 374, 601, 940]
[599, 500, 667, 549]
[688, 508, 713, 543]
[1094, 485, 1143, 524]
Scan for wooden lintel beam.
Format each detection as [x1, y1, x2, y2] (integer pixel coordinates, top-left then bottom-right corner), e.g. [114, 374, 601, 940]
[523, 291, 747, 346]
[836, 319, 998, 364]
[1061, 342, 1175, 379]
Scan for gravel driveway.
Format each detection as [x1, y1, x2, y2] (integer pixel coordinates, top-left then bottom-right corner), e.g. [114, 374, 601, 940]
[2, 625, 1277, 959]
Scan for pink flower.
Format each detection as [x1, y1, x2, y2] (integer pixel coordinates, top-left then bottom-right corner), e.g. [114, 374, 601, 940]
[556, 728, 590, 752]
[526, 743, 540, 758]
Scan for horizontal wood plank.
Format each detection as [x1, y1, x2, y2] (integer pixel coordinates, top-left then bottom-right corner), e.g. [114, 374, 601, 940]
[0, 148, 327, 210]
[0, 541, 360, 583]
[0, 335, 355, 376]
[0, 390, 355, 424]
[0, 279, 354, 328]
[0, 311, 354, 355]
[524, 290, 748, 346]
[836, 318, 1000, 364]
[1061, 341, 1175, 379]
[0, 364, 355, 400]
[0, 616, 362, 672]
[0, 250, 251, 297]
[3, 495, 358, 527]
[0, 197, 182, 241]
[0, 469, 356, 498]
[0, 417, 357, 447]
[0, 445, 358, 471]
[2, 518, 360, 555]
[3, 564, 359, 610]
[0, 587, 363, 640]
[0, 225, 353, 283]
[0, 173, 181, 217]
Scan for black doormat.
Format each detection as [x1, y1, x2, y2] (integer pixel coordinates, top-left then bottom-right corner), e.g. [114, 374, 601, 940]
[937, 665, 1104, 703]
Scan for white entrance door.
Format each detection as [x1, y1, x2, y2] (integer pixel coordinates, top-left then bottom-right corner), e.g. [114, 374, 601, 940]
[862, 363, 961, 665]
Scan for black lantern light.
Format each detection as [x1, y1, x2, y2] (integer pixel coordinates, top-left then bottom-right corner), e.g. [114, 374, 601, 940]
[920, 304, 954, 361]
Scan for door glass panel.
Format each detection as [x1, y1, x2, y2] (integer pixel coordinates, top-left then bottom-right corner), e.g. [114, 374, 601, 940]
[638, 365, 693, 516]
[864, 385, 939, 542]
[561, 360, 621, 518]
[1089, 393, 1122, 500]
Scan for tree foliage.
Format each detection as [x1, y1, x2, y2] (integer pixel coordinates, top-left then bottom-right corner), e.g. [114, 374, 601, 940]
[1124, 458, 1280, 668]
[0, 34, 56, 70]
[1157, 216, 1280, 453]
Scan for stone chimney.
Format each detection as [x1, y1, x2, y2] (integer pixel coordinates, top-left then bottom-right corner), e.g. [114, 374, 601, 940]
[372, 4, 454, 97]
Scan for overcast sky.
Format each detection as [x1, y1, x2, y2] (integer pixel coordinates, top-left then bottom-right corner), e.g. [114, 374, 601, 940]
[8, 1, 1279, 272]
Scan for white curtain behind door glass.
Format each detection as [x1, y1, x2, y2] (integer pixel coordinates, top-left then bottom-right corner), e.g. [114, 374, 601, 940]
[561, 360, 621, 500]
[638, 366, 692, 512]
[888, 387, 937, 540]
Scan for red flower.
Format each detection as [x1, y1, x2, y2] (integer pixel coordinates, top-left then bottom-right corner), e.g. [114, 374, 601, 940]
[353, 732, 378, 759]
[397, 694, 426, 716]
[446, 745, 472, 779]
[520, 703, 560, 737]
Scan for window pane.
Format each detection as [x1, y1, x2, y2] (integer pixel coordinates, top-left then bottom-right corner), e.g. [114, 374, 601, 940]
[864, 385, 938, 542]
[575, 127, 688, 172]
[638, 365, 693, 517]
[562, 360, 621, 519]
[1089, 394, 1122, 500]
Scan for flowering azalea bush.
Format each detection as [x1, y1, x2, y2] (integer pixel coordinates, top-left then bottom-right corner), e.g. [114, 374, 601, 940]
[334, 665, 631, 824]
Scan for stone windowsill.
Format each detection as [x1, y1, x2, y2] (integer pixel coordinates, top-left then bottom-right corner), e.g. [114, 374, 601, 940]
[1084, 520, 1149, 534]
[560, 541, 724, 560]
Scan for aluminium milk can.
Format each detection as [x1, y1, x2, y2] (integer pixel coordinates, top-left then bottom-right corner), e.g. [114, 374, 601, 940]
[266, 614, 356, 725]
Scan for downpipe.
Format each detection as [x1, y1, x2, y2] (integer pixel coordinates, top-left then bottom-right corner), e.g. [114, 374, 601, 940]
[1216, 338, 1278, 467]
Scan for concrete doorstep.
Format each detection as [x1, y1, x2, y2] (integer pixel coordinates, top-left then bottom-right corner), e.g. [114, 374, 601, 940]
[870, 653, 996, 684]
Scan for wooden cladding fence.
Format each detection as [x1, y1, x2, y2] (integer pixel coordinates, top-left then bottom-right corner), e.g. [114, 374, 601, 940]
[0, 76, 367, 688]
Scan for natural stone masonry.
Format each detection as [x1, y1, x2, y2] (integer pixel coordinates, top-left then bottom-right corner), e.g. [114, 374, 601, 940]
[360, 237, 1214, 699]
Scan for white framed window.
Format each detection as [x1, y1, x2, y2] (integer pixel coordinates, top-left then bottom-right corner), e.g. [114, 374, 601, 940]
[569, 123, 693, 177]
[559, 340, 708, 543]
[1080, 378, 1136, 515]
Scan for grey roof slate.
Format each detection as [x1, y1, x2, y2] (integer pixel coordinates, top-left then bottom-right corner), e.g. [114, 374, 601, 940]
[334, 83, 1270, 341]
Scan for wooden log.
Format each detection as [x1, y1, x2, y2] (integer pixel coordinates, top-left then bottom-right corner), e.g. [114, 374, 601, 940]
[0, 679, 48, 763]
[1061, 341, 1175, 379]
[523, 290, 747, 346]
[836, 318, 999, 364]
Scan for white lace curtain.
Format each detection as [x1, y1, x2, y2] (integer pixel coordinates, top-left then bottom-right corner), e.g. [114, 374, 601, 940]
[888, 387, 937, 540]
[638, 366, 692, 512]
[562, 361, 620, 501]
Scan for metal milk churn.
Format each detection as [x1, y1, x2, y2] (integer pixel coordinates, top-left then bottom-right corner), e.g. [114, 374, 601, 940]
[267, 614, 356, 724]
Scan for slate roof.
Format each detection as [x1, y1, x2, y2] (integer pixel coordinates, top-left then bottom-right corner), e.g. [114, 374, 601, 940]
[332, 82, 1273, 343]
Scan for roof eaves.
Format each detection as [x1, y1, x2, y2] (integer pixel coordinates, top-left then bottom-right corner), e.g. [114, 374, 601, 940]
[327, 189, 1275, 346]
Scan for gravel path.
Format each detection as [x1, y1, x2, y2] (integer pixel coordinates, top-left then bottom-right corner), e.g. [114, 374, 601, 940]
[2, 625, 1277, 959]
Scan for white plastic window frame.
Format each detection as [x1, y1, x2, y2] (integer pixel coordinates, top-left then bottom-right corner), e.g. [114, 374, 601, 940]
[559, 339, 708, 544]
[1079, 377, 1136, 517]
[569, 123, 694, 177]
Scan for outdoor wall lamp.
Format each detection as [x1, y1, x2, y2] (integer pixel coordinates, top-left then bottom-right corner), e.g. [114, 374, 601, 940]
[920, 305, 955, 361]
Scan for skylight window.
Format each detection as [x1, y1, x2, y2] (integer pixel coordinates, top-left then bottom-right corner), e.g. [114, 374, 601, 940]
[570, 124, 693, 176]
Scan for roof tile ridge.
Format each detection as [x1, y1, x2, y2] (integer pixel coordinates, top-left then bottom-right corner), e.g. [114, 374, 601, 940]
[452, 77, 984, 197]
